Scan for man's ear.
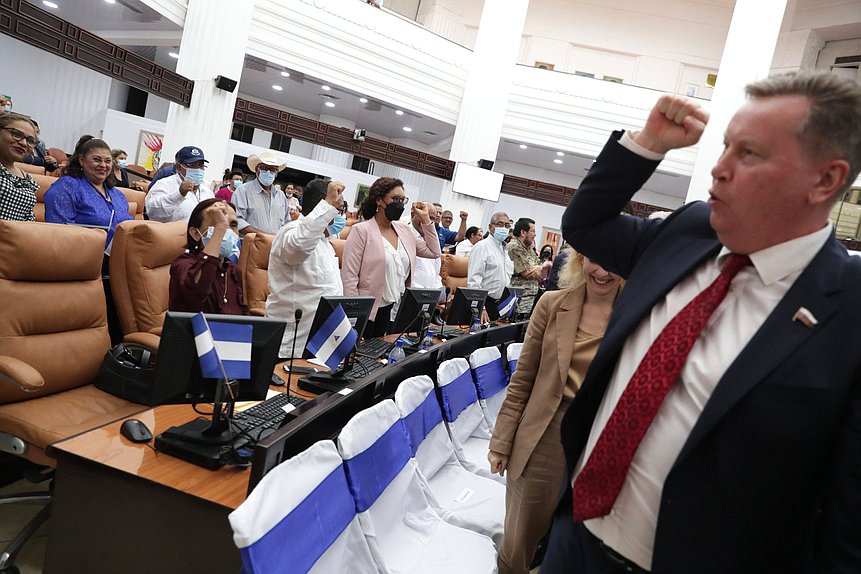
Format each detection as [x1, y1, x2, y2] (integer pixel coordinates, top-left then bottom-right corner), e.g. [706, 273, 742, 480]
[809, 158, 850, 206]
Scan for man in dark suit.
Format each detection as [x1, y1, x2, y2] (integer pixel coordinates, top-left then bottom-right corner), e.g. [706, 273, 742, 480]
[543, 71, 861, 573]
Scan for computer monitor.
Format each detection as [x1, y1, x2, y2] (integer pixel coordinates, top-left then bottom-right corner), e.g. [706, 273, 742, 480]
[150, 312, 287, 406]
[388, 287, 443, 336]
[302, 296, 375, 360]
[446, 288, 487, 326]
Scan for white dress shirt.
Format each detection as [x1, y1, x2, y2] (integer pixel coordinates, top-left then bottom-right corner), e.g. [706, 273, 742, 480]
[145, 174, 214, 223]
[381, 239, 410, 307]
[454, 239, 475, 258]
[266, 200, 342, 358]
[577, 133, 833, 571]
[410, 224, 445, 300]
[467, 236, 513, 300]
[234, 179, 291, 234]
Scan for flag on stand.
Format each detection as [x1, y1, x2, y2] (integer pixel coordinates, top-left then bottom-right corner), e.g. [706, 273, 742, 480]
[191, 313, 253, 379]
[305, 304, 358, 371]
[498, 292, 517, 319]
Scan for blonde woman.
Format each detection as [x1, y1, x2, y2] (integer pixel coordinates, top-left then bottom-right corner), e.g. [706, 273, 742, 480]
[488, 251, 623, 574]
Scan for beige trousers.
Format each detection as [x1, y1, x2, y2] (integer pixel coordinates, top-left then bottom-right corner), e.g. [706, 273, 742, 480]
[498, 401, 570, 574]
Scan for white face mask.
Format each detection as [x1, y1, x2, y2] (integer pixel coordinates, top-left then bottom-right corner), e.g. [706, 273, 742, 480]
[116, 159, 128, 169]
[258, 171, 276, 187]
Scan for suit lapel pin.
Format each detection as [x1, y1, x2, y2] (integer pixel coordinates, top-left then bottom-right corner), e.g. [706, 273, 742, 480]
[792, 307, 818, 329]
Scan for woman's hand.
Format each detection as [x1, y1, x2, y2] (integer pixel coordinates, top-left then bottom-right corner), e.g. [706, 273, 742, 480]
[488, 450, 509, 476]
[414, 201, 431, 225]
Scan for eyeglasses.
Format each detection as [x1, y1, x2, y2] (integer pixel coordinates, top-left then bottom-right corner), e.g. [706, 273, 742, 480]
[2, 127, 38, 147]
[86, 156, 113, 166]
[491, 221, 511, 228]
[389, 196, 410, 205]
[257, 166, 280, 173]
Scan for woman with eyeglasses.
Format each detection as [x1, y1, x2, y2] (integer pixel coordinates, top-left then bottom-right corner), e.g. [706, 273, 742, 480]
[45, 135, 132, 253]
[0, 112, 40, 221]
[341, 176, 441, 337]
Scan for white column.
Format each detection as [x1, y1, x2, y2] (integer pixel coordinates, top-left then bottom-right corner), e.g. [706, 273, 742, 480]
[161, 0, 255, 179]
[685, 0, 788, 203]
[439, 0, 530, 226]
[310, 114, 354, 169]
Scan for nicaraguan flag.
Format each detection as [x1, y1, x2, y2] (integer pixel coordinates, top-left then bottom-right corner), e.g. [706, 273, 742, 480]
[498, 292, 517, 319]
[305, 304, 358, 371]
[191, 313, 253, 380]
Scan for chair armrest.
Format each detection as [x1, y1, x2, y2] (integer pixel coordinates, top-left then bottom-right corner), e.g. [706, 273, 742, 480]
[0, 356, 45, 392]
[123, 332, 161, 352]
[249, 307, 265, 317]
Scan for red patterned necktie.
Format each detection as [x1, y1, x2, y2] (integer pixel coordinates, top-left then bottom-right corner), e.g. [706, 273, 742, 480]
[572, 253, 751, 522]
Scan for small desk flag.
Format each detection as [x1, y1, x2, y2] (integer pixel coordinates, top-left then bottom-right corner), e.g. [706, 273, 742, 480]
[191, 313, 252, 380]
[305, 304, 358, 371]
[498, 292, 517, 319]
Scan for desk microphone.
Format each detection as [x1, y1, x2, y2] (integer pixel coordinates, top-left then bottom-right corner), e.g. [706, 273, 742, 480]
[286, 308, 302, 399]
[438, 287, 452, 338]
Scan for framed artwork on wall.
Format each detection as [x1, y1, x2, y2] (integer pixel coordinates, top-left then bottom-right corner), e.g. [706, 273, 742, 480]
[354, 183, 370, 208]
[685, 83, 699, 97]
[136, 130, 163, 172]
[534, 61, 555, 71]
[540, 227, 562, 255]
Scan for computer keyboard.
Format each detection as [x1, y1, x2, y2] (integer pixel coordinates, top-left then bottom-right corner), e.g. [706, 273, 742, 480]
[231, 392, 307, 441]
[355, 337, 392, 359]
[431, 325, 465, 338]
[345, 355, 386, 380]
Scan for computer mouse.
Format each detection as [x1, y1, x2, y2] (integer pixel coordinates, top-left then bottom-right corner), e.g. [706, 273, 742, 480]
[120, 418, 153, 443]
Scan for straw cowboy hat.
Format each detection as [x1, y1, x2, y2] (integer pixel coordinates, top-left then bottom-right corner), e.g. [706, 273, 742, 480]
[247, 150, 288, 172]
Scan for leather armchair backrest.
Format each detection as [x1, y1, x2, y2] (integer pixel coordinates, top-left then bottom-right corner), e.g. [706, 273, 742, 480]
[238, 232, 273, 314]
[440, 254, 469, 292]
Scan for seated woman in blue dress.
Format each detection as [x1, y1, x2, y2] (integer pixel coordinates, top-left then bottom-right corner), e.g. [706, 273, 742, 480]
[45, 135, 132, 254]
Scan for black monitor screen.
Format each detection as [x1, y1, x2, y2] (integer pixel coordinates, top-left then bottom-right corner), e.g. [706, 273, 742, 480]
[388, 287, 443, 335]
[447, 287, 487, 326]
[150, 312, 287, 405]
[303, 296, 375, 359]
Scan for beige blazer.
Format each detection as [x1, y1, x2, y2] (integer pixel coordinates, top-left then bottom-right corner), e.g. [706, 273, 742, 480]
[341, 218, 441, 320]
[489, 285, 586, 480]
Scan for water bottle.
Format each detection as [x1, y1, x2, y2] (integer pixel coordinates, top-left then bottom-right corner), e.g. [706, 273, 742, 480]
[388, 340, 406, 364]
[419, 330, 434, 351]
[469, 311, 481, 334]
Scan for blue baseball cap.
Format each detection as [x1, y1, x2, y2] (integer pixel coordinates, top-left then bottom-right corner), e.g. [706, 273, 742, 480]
[175, 145, 208, 164]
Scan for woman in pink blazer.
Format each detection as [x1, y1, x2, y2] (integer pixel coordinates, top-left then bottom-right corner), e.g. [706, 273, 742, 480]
[341, 177, 441, 336]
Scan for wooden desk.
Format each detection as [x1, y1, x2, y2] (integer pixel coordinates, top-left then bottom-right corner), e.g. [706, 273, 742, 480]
[44, 361, 317, 574]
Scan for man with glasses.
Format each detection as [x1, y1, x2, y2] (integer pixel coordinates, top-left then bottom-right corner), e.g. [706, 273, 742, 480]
[468, 211, 515, 323]
[233, 150, 291, 235]
[145, 145, 214, 223]
[432, 202, 468, 251]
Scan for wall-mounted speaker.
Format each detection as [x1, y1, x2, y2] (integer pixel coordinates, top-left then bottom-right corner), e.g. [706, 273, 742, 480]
[215, 75, 238, 93]
[478, 159, 494, 170]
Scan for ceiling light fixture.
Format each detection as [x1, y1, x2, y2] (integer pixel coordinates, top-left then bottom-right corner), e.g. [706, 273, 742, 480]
[556, 151, 565, 156]
[554, 159, 564, 164]
[168, 52, 180, 59]
[272, 85, 283, 91]
[325, 102, 336, 108]
[402, 127, 413, 132]
[321, 85, 331, 91]
[42, 0, 58, 7]
[519, 144, 528, 149]
[104, 0, 116, 3]
[280, 71, 290, 77]
[395, 110, 404, 116]
[359, 97, 368, 104]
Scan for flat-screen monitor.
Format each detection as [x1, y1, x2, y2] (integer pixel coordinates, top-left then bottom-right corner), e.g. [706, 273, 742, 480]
[451, 162, 504, 202]
[388, 287, 443, 335]
[302, 296, 375, 360]
[446, 287, 487, 326]
[150, 312, 286, 405]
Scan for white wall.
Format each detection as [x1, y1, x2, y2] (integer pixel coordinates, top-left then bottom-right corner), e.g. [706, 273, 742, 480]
[1, 35, 112, 152]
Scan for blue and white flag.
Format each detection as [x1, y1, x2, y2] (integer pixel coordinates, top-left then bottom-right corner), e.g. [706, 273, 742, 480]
[305, 304, 358, 371]
[498, 292, 517, 319]
[191, 313, 252, 380]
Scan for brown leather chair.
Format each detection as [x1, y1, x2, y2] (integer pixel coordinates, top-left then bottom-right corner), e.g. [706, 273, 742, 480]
[13, 161, 45, 176]
[440, 254, 469, 293]
[30, 174, 137, 222]
[238, 232, 274, 316]
[0, 221, 143, 570]
[117, 186, 147, 220]
[109, 220, 187, 348]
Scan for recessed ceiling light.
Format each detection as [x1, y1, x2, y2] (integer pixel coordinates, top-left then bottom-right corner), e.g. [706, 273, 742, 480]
[395, 110, 404, 116]
[554, 159, 563, 164]
[321, 85, 331, 91]
[519, 144, 528, 149]
[402, 127, 413, 132]
[42, 1, 58, 8]
[324, 102, 336, 108]
[168, 52, 179, 59]
[359, 97, 368, 104]
[104, 0, 116, 3]
[556, 151, 565, 156]
[280, 71, 290, 77]
[272, 85, 283, 91]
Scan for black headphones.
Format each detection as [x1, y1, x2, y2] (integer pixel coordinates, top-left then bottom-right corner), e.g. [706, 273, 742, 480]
[110, 343, 156, 370]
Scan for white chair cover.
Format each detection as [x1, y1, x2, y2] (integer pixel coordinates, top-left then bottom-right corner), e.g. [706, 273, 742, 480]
[338, 400, 497, 573]
[437, 358, 503, 484]
[468, 347, 509, 431]
[506, 342, 523, 377]
[228, 440, 379, 574]
[394, 375, 506, 548]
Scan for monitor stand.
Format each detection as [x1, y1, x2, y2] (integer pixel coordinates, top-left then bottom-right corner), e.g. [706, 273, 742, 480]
[297, 352, 357, 394]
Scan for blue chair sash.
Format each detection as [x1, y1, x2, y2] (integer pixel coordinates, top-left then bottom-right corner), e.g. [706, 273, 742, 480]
[343, 420, 412, 513]
[439, 370, 478, 423]
[240, 466, 355, 574]
[508, 359, 518, 381]
[402, 390, 444, 456]
[473, 358, 507, 399]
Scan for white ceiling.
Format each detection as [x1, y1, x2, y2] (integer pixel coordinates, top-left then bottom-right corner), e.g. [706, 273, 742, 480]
[38, 0, 178, 31]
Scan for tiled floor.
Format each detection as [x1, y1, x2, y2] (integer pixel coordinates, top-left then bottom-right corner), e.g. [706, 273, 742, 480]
[0, 479, 49, 574]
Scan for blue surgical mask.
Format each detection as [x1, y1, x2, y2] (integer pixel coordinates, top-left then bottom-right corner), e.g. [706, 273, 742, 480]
[328, 215, 347, 237]
[202, 227, 240, 260]
[257, 171, 276, 187]
[116, 159, 128, 169]
[231, 179, 242, 189]
[184, 167, 205, 185]
[2, 104, 10, 113]
[493, 227, 509, 243]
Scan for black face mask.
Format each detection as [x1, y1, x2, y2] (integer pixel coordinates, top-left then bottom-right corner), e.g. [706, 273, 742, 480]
[384, 201, 405, 221]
